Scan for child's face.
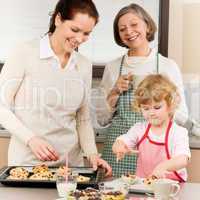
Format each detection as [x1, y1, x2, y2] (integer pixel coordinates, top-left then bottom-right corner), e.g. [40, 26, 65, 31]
[140, 100, 171, 126]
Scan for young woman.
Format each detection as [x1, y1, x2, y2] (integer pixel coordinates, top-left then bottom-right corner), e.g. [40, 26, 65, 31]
[113, 74, 190, 181]
[95, 3, 188, 177]
[0, 0, 111, 175]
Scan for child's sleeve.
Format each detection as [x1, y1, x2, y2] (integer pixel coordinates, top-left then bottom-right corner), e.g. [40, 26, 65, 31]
[172, 127, 191, 158]
[118, 122, 143, 149]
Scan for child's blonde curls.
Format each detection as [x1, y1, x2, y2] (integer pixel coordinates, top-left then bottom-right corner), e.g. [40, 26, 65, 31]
[132, 74, 180, 117]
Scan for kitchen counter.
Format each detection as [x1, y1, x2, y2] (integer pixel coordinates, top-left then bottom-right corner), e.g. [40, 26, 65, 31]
[0, 182, 200, 200]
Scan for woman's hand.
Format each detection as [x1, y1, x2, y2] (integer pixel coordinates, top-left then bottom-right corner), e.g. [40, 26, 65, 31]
[89, 154, 112, 177]
[107, 72, 133, 108]
[112, 138, 132, 162]
[114, 72, 133, 94]
[28, 136, 59, 162]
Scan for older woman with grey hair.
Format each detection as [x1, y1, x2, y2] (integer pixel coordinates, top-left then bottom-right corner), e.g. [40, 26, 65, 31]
[94, 3, 188, 177]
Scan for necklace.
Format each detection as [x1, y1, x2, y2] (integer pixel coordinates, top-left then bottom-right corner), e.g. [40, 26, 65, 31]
[128, 47, 151, 57]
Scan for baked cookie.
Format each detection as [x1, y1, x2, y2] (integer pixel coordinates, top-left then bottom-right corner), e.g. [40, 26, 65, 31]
[8, 167, 29, 180]
[7, 175, 27, 180]
[143, 175, 158, 186]
[56, 166, 71, 177]
[102, 191, 125, 200]
[121, 173, 138, 184]
[68, 188, 101, 200]
[76, 175, 90, 183]
[29, 171, 54, 180]
[32, 164, 49, 174]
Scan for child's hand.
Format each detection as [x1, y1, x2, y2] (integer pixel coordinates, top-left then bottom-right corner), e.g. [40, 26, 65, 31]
[112, 138, 132, 162]
[151, 165, 169, 179]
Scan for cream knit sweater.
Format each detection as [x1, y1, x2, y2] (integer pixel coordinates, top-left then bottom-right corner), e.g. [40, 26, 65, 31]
[0, 37, 97, 166]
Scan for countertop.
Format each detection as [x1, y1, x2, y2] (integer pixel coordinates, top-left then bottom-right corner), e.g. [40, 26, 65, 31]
[0, 182, 200, 200]
[1, 128, 200, 149]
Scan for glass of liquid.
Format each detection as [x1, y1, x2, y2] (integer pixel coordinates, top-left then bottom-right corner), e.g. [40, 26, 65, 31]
[56, 175, 77, 198]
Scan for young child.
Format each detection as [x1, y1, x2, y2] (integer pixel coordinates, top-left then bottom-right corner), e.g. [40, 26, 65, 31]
[112, 74, 190, 182]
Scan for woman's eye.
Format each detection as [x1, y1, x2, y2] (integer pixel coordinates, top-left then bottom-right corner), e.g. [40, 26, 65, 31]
[71, 28, 79, 32]
[119, 28, 125, 32]
[131, 23, 137, 27]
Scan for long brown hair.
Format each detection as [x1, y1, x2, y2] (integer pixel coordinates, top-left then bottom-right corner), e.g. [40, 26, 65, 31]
[48, 0, 99, 34]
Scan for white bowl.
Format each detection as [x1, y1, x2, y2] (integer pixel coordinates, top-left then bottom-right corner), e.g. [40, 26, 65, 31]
[121, 175, 139, 185]
[99, 179, 129, 196]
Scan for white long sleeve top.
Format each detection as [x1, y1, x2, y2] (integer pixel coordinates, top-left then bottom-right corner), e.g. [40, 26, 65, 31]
[0, 35, 97, 166]
[94, 49, 188, 127]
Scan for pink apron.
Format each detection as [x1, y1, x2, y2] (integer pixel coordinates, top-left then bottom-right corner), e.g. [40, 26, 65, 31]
[136, 121, 186, 182]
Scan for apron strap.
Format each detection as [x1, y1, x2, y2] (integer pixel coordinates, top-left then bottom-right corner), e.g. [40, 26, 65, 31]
[164, 120, 186, 182]
[137, 123, 151, 148]
[119, 55, 125, 75]
[156, 53, 159, 73]
[165, 120, 173, 159]
[118, 55, 127, 116]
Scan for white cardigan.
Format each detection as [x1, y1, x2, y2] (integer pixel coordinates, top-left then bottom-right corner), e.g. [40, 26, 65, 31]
[93, 49, 188, 127]
[0, 37, 97, 166]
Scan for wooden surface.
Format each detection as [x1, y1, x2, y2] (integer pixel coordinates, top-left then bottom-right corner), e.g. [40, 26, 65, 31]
[187, 149, 200, 183]
[0, 137, 9, 168]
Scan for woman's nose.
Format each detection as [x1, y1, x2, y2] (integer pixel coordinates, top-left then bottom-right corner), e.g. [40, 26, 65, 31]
[125, 26, 133, 35]
[75, 36, 83, 44]
[75, 33, 86, 44]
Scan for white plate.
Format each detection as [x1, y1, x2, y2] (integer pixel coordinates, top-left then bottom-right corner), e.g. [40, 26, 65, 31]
[121, 175, 140, 185]
[100, 179, 129, 195]
[101, 178, 125, 190]
[129, 183, 154, 194]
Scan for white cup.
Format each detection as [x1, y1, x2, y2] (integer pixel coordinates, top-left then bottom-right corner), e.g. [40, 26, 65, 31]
[152, 179, 180, 200]
[56, 175, 77, 197]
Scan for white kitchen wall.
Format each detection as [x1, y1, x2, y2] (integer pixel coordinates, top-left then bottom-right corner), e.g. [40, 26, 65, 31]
[168, 0, 200, 124]
[168, 0, 183, 68]
[0, 0, 159, 64]
[0, 0, 56, 61]
[79, 0, 160, 64]
[182, 3, 200, 123]
[168, 0, 200, 73]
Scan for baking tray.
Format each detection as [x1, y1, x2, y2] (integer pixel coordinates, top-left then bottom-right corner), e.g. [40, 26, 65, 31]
[0, 166, 105, 189]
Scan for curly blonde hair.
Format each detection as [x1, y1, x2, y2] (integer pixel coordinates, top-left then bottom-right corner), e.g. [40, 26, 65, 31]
[133, 74, 180, 116]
